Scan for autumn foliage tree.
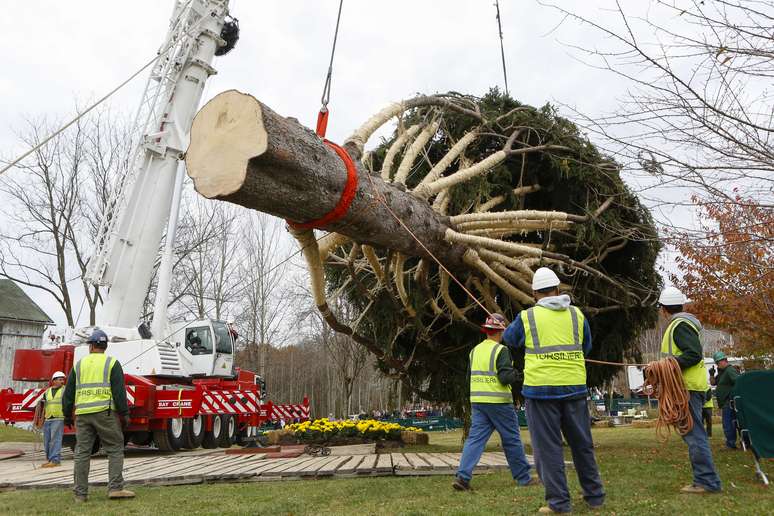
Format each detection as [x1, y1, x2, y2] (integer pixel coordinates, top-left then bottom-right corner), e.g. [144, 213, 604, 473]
[673, 197, 774, 356]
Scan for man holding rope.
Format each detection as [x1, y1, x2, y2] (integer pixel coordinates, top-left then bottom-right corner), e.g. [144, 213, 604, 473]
[658, 287, 722, 494]
[504, 267, 604, 514]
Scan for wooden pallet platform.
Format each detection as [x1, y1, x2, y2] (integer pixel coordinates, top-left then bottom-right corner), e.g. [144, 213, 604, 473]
[0, 445, 541, 489]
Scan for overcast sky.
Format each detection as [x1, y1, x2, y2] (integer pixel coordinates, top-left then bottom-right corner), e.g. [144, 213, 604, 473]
[0, 0, 694, 328]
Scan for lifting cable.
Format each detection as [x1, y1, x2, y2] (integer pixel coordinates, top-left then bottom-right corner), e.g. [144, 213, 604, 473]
[287, 0, 357, 231]
[121, 231, 333, 368]
[494, 0, 509, 96]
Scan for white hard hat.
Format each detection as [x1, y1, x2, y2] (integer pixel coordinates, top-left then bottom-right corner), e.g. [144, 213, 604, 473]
[51, 371, 66, 380]
[658, 286, 689, 306]
[532, 267, 561, 291]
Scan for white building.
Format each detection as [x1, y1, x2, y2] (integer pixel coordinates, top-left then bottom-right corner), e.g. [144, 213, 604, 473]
[0, 280, 53, 392]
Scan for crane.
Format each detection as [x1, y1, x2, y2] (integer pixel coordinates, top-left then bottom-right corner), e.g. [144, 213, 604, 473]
[80, 0, 235, 378]
[0, 0, 311, 452]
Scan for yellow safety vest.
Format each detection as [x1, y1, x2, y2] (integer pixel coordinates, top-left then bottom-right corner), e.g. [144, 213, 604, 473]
[660, 317, 708, 392]
[469, 339, 512, 403]
[522, 305, 586, 387]
[74, 353, 117, 415]
[44, 387, 64, 419]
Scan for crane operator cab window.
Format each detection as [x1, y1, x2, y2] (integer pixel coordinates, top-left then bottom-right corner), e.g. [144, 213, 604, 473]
[185, 327, 213, 355]
[213, 322, 233, 354]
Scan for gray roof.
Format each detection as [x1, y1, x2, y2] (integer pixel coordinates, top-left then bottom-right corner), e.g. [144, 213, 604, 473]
[0, 280, 54, 324]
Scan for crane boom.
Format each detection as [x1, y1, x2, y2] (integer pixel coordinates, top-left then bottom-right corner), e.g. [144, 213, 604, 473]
[85, 0, 230, 329]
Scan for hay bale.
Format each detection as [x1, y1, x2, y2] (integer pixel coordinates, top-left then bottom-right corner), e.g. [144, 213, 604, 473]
[265, 429, 297, 445]
[401, 431, 429, 445]
[632, 419, 658, 429]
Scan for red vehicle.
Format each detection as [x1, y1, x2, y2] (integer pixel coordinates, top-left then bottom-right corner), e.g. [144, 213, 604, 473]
[1, 344, 309, 451]
[0, 1, 311, 451]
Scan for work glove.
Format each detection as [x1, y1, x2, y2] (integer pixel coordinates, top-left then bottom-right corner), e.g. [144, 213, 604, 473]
[64, 416, 74, 428]
[119, 414, 130, 431]
[709, 366, 716, 377]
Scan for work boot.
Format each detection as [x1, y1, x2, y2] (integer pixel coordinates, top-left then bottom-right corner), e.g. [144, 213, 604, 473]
[40, 462, 54, 468]
[537, 507, 561, 514]
[452, 476, 472, 491]
[108, 489, 136, 499]
[519, 476, 541, 487]
[680, 484, 717, 494]
[74, 495, 87, 503]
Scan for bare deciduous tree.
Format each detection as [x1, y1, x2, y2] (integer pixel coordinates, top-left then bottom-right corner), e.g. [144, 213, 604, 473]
[543, 0, 773, 216]
[235, 213, 293, 377]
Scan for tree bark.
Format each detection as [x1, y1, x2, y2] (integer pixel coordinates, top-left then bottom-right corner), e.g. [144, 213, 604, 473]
[185, 90, 465, 271]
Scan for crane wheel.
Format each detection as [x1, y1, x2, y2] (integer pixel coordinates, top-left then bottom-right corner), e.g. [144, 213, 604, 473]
[153, 418, 185, 451]
[217, 415, 236, 448]
[182, 415, 205, 449]
[202, 415, 223, 449]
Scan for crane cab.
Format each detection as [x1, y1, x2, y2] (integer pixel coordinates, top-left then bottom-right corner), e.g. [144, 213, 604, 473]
[172, 319, 235, 377]
[70, 319, 235, 379]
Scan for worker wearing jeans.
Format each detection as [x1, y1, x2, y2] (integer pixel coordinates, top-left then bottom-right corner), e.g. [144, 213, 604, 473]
[39, 371, 67, 467]
[658, 287, 721, 493]
[453, 314, 534, 491]
[504, 267, 604, 514]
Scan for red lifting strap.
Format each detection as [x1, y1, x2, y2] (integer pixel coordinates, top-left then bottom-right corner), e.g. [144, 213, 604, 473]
[286, 140, 358, 231]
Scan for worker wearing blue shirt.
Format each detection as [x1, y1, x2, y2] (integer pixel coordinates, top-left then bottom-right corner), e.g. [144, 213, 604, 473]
[503, 267, 604, 514]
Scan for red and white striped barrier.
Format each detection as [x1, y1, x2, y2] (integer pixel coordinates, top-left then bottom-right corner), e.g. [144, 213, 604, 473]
[199, 390, 262, 415]
[270, 403, 310, 421]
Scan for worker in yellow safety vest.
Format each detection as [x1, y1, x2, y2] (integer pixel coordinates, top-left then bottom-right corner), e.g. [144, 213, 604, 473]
[37, 371, 67, 467]
[503, 267, 604, 514]
[658, 286, 721, 494]
[62, 329, 135, 502]
[453, 313, 537, 492]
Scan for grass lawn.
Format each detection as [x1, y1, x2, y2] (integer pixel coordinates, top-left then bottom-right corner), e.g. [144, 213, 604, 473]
[0, 424, 770, 515]
[0, 424, 37, 443]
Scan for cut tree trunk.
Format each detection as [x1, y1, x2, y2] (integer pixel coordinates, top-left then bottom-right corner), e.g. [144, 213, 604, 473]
[185, 90, 465, 271]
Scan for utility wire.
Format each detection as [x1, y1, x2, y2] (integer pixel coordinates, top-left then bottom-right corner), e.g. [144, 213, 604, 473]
[121, 230, 330, 367]
[494, 0, 510, 96]
[0, 0, 203, 177]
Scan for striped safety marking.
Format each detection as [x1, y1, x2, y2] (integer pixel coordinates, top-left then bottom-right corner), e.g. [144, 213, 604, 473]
[126, 386, 136, 406]
[199, 390, 264, 415]
[270, 403, 310, 421]
[20, 389, 44, 409]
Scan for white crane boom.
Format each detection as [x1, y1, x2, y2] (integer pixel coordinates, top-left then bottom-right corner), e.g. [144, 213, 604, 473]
[85, 0, 230, 330]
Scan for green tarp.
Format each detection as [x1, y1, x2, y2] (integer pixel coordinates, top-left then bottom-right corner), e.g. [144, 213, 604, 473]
[733, 370, 774, 458]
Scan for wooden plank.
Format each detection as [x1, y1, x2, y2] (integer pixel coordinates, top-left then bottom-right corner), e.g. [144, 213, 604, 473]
[403, 453, 432, 471]
[164, 455, 249, 481]
[375, 453, 393, 473]
[334, 455, 364, 475]
[284, 456, 330, 476]
[481, 452, 508, 466]
[355, 454, 377, 474]
[417, 453, 452, 471]
[261, 457, 319, 477]
[128, 456, 214, 482]
[390, 453, 412, 471]
[200, 454, 261, 478]
[316, 455, 352, 476]
[434, 453, 461, 468]
[216, 456, 288, 481]
[328, 444, 375, 456]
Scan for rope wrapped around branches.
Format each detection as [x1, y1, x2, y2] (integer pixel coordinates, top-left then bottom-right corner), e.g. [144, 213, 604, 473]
[644, 356, 693, 441]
